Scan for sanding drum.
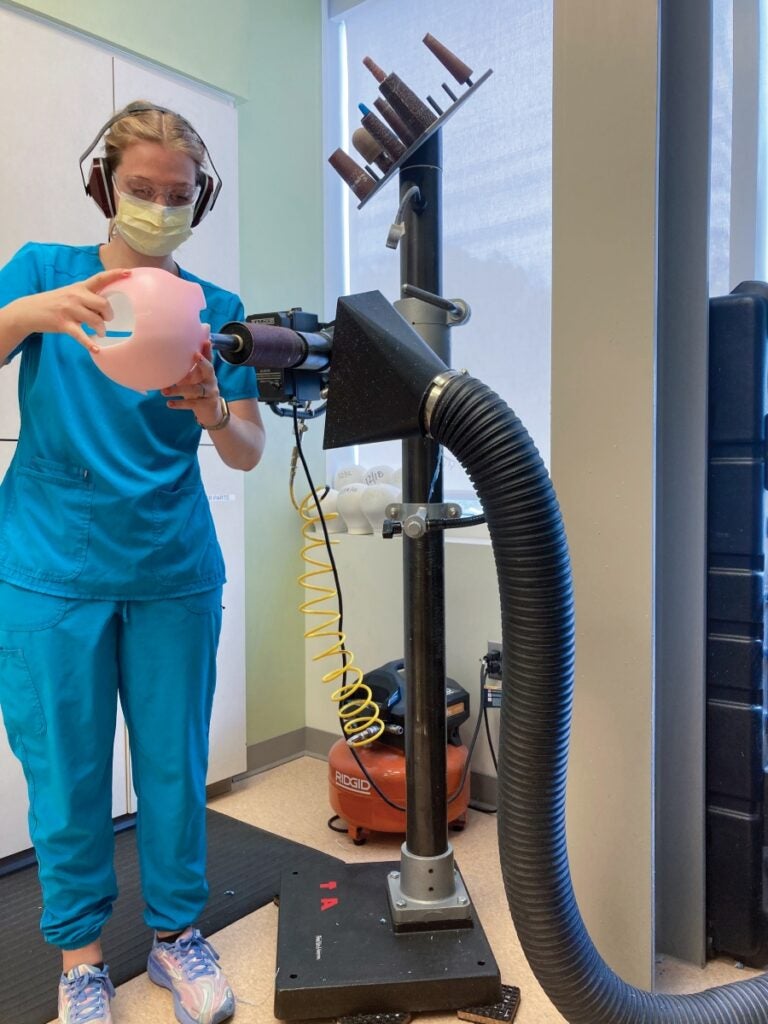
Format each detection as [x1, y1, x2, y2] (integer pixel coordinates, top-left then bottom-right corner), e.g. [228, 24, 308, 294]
[214, 321, 331, 372]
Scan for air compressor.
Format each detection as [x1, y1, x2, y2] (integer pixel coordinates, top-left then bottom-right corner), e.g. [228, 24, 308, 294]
[328, 659, 472, 844]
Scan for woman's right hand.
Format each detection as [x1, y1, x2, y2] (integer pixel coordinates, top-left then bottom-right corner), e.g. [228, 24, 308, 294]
[8, 268, 131, 352]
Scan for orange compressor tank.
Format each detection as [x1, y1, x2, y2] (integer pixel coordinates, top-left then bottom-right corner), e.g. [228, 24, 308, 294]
[328, 737, 470, 845]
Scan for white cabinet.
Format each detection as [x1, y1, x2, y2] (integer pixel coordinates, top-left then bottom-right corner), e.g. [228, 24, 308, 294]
[0, 439, 130, 859]
[0, 435, 247, 851]
[0, 416, 247, 856]
[0, 714, 33, 860]
[0, 442, 14, 489]
[200, 444, 248, 783]
[0, 9, 113, 258]
[0, 439, 34, 858]
[0, 433, 133, 858]
[0, 360, 20, 440]
[0, 7, 245, 857]
[123, 444, 247, 816]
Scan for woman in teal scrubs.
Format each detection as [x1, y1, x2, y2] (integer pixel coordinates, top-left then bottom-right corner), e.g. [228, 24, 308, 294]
[0, 102, 264, 1024]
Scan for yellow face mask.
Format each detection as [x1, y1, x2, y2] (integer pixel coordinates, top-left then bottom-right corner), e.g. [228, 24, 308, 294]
[113, 185, 194, 257]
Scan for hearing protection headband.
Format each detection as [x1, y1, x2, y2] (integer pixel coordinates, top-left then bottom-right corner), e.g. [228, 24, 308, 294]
[78, 103, 222, 228]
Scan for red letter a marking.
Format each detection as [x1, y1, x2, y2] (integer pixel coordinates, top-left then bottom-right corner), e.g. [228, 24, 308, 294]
[319, 880, 338, 911]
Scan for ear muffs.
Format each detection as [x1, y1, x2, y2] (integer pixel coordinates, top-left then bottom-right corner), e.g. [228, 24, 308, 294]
[86, 157, 117, 219]
[192, 172, 216, 228]
[87, 158, 217, 226]
[79, 104, 222, 226]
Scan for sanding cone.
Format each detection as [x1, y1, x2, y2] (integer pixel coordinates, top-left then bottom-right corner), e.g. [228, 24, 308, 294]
[359, 106, 406, 159]
[363, 56, 437, 136]
[423, 33, 473, 85]
[352, 127, 393, 172]
[328, 149, 377, 200]
[374, 98, 418, 145]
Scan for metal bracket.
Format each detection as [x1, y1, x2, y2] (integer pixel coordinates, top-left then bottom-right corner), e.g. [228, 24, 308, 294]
[384, 501, 462, 539]
[386, 870, 473, 928]
[401, 283, 471, 326]
[386, 845, 473, 928]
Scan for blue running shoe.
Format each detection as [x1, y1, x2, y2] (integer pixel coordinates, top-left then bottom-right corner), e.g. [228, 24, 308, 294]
[58, 963, 115, 1023]
[147, 928, 235, 1024]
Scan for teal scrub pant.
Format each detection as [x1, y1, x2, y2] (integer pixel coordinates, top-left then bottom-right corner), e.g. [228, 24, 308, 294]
[0, 581, 223, 950]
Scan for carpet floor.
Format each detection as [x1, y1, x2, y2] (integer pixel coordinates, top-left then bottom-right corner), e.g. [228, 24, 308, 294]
[0, 807, 344, 1024]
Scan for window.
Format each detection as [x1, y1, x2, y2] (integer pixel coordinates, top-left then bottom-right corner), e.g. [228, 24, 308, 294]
[710, 0, 732, 296]
[325, 0, 553, 501]
[711, 0, 768, 294]
[325, 0, 739, 492]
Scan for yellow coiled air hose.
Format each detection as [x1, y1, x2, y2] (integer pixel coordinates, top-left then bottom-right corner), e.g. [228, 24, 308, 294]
[290, 450, 384, 747]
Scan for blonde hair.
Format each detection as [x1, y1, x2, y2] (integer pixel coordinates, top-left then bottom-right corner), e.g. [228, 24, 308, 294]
[104, 100, 206, 181]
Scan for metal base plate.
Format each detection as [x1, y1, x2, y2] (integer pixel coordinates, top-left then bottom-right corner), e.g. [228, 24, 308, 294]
[274, 860, 501, 1020]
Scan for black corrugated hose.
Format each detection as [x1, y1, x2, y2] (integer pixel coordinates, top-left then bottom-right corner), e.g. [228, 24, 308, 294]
[429, 373, 768, 1024]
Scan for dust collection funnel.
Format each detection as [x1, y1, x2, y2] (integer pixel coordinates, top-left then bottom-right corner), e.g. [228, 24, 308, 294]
[323, 289, 447, 449]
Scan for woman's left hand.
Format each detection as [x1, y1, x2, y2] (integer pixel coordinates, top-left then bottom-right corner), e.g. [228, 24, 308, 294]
[162, 340, 222, 427]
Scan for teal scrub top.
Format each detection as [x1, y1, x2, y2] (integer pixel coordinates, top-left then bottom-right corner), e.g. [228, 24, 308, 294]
[0, 242, 259, 600]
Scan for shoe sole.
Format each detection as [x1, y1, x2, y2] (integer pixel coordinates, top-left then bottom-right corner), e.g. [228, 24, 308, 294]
[147, 957, 235, 1024]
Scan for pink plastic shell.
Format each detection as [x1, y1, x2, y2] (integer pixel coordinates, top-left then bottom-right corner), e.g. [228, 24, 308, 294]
[92, 267, 210, 392]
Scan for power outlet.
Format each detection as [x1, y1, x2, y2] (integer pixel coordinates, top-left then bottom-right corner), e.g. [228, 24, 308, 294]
[486, 641, 502, 680]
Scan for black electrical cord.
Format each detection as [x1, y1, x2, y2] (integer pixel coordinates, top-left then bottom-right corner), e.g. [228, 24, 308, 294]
[445, 661, 488, 805]
[327, 814, 348, 834]
[292, 407, 346, 656]
[292, 410, 406, 813]
[427, 445, 442, 501]
[293, 415, 488, 819]
[483, 702, 499, 774]
[435, 512, 486, 530]
[469, 680, 500, 815]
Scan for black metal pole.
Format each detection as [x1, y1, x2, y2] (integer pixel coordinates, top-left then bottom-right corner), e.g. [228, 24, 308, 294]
[399, 130, 449, 859]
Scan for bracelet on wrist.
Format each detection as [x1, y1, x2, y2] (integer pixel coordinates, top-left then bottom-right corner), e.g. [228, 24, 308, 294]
[197, 396, 230, 432]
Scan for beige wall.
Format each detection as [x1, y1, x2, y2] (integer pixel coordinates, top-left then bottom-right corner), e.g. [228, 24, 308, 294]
[551, 0, 659, 989]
